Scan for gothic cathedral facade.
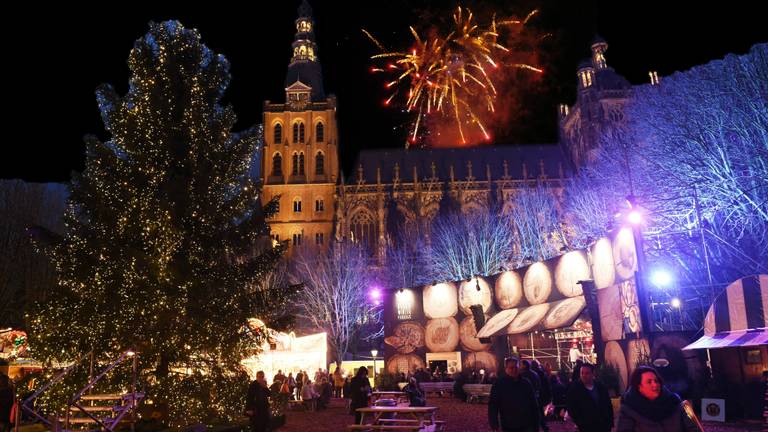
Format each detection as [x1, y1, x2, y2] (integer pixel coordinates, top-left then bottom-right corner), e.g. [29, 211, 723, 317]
[261, 2, 636, 260]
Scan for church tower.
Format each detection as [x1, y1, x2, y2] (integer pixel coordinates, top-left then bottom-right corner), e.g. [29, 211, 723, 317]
[262, 0, 338, 254]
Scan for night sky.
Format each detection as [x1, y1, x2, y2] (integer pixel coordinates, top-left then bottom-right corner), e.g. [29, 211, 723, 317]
[4, 1, 766, 182]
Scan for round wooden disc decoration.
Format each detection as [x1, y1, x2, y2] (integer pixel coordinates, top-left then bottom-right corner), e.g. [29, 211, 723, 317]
[462, 351, 498, 373]
[620, 279, 637, 308]
[423, 282, 458, 319]
[523, 262, 553, 305]
[591, 238, 616, 289]
[476, 308, 519, 338]
[425, 317, 460, 352]
[495, 271, 523, 309]
[507, 303, 550, 334]
[460, 315, 492, 352]
[604, 341, 628, 392]
[459, 277, 492, 315]
[598, 284, 623, 341]
[555, 252, 590, 298]
[543, 296, 587, 329]
[384, 321, 425, 354]
[613, 228, 638, 281]
[386, 354, 425, 375]
[627, 338, 651, 371]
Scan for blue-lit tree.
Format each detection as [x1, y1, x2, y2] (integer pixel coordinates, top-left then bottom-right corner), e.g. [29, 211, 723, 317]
[291, 242, 380, 364]
[384, 194, 567, 287]
[566, 43, 768, 291]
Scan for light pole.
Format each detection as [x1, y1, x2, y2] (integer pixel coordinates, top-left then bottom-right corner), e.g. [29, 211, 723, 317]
[370, 349, 378, 386]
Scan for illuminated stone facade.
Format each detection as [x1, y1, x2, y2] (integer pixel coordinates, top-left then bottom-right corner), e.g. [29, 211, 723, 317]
[558, 36, 633, 169]
[262, 6, 635, 260]
[261, 0, 338, 254]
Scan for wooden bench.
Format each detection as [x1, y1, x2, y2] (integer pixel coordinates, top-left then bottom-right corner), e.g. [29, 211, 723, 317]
[346, 425, 421, 431]
[378, 418, 446, 431]
[287, 400, 305, 411]
[462, 384, 492, 403]
[419, 382, 453, 397]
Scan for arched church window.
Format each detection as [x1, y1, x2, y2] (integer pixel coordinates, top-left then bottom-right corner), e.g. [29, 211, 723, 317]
[273, 123, 282, 144]
[272, 153, 282, 176]
[315, 151, 325, 175]
[316, 122, 324, 142]
[350, 209, 378, 252]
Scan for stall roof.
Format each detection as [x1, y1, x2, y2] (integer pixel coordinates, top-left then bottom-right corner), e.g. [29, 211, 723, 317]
[683, 327, 768, 350]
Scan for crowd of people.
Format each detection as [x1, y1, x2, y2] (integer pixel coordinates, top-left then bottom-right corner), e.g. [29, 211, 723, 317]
[242, 357, 716, 432]
[486, 358, 703, 432]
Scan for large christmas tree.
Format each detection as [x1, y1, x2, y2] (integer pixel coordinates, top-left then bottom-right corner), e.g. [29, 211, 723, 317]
[28, 21, 294, 423]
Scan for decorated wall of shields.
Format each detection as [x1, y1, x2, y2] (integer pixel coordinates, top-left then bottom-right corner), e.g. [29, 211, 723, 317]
[383, 230, 640, 375]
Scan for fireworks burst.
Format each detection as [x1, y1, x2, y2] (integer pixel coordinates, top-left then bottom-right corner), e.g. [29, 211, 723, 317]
[364, 6, 543, 147]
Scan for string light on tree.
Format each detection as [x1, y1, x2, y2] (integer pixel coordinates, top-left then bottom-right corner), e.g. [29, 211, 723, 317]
[27, 20, 298, 425]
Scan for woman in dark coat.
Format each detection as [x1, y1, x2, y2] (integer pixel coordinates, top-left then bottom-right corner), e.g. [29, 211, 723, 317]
[617, 366, 700, 432]
[245, 371, 272, 432]
[0, 374, 14, 432]
[349, 366, 372, 424]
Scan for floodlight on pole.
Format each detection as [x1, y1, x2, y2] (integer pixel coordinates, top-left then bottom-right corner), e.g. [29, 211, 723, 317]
[651, 269, 673, 287]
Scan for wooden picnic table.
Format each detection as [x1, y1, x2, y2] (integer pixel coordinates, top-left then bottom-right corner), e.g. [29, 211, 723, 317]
[350, 406, 441, 431]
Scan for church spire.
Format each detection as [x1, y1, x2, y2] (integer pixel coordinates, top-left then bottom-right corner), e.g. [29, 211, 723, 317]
[285, 0, 326, 103]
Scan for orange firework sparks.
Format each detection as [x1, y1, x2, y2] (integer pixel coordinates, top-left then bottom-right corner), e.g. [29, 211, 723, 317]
[364, 6, 543, 147]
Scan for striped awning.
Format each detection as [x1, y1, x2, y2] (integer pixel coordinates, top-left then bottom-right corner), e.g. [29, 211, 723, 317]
[683, 328, 768, 350]
[703, 274, 768, 336]
[683, 274, 768, 350]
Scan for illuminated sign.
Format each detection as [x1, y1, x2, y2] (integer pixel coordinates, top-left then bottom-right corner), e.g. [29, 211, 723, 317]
[396, 290, 415, 320]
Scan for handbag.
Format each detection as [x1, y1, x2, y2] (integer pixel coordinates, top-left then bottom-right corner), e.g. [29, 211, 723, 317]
[9, 399, 19, 424]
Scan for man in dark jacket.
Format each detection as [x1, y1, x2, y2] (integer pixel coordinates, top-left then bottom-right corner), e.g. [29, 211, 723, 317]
[520, 360, 541, 401]
[245, 371, 272, 432]
[488, 358, 539, 432]
[566, 363, 613, 432]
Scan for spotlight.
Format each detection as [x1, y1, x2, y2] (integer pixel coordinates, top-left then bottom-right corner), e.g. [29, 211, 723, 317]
[651, 269, 672, 287]
[628, 210, 642, 224]
[671, 298, 681, 308]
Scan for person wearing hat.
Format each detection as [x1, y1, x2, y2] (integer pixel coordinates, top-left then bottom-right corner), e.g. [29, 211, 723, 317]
[349, 366, 372, 424]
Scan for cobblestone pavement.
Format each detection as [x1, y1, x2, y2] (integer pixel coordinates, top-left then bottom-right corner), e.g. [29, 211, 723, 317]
[278, 397, 765, 431]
